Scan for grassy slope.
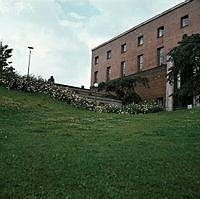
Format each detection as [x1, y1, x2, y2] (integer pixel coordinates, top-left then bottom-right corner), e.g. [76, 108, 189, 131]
[0, 86, 200, 199]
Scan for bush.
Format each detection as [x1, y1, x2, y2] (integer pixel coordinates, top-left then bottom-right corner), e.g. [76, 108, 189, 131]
[98, 76, 148, 105]
[0, 66, 163, 115]
[122, 102, 163, 114]
[95, 104, 121, 113]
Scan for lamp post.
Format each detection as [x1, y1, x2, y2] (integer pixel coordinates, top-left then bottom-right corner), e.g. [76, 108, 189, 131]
[94, 83, 98, 105]
[27, 46, 34, 79]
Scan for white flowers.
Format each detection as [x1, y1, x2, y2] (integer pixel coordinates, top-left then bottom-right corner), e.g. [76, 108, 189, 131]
[0, 70, 163, 115]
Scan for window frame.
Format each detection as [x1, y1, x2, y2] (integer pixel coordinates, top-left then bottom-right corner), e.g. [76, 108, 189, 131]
[157, 26, 164, 38]
[138, 35, 144, 46]
[95, 56, 99, 65]
[94, 71, 98, 83]
[181, 15, 189, 28]
[157, 97, 164, 106]
[107, 50, 112, 59]
[121, 43, 127, 53]
[121, 61, 126, 77]
[106, 66, 111, 81]
[157, 47, 165, 66]
[137, 54, 144, 72]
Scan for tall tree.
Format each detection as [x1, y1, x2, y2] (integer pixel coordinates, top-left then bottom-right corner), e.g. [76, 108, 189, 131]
[0, 42, 13, 73]
[167, 34, 200, 107]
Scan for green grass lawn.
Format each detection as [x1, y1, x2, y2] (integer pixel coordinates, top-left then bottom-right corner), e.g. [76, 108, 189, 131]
[0, 86, 200, 199]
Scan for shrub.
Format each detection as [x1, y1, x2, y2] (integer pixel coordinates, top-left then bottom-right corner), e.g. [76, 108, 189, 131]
[95, 104, 121, 113]
[98, 76, 148, 105]
[122, 101, 163, 114]
[0, 66, 163, 115]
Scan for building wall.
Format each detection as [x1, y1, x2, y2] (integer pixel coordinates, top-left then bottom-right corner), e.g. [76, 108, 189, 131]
[90, 0, 200, 103]
[134, 66, 167, 104]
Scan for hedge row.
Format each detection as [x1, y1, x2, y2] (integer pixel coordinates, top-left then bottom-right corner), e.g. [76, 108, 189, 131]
[0, 66, 163, 114]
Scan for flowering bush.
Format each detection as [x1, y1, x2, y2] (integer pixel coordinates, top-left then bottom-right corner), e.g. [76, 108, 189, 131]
[95, 104, 121, 113]
[0, 67, 163, 115]
[122, 102, 163, 114]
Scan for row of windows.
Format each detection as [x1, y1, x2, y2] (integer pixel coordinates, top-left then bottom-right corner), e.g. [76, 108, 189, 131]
[94, 15, 189, 65]
[94, 47, 165, 83]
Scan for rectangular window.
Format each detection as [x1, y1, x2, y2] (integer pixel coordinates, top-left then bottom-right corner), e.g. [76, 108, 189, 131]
[94, 71, 98, 83]
[137, 54, 144, 72]
[181, 15, 189, 27]
[121, 43, 126, 53]
[157, 97, 163, 106]
[106, 66, 111, 81]
[95, 56, 99, 65]
[157, 47, 164, 66]
[121, 61, 126, 77]
[107, 50, 111, 59]
[157, 26, 164, 37]
[138, 35, 144, 46]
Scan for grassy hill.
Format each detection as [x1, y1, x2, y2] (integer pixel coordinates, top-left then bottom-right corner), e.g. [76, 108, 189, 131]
[0, 86, 200, 199]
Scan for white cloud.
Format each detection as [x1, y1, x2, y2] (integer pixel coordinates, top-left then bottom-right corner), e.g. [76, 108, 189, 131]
[67, 12, 86, 20]
[0, 0, 90, 87]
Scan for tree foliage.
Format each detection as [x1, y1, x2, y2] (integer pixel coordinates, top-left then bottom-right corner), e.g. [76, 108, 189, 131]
[0, 42, 13, 68]
[98, 76, 148, 104]
[0, 42, 15, 82]
[167, 34, 200, 105]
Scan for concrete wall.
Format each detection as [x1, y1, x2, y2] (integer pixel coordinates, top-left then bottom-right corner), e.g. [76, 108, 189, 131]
[78, 94, 122, 107]
[165, 58, 174, 111]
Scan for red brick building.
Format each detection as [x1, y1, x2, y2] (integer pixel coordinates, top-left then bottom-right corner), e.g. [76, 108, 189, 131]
[90, 0, 200, 110]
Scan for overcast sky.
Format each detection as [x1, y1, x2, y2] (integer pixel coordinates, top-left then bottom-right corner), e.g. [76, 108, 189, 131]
[0, 0, 183, 88]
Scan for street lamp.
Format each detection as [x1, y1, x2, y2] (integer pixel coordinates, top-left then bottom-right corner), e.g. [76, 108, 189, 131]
[27, 46, 34, 79]
[94, 83, 98, 88]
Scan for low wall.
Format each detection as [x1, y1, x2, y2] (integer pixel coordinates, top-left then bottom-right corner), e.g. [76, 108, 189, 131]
[77, 94, 122, 107]
[55, 83, 122, 107]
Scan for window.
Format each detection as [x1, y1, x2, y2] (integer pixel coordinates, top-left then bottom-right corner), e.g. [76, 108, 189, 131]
[95, 56, 99, 65]
[137, 54, 144, 72]
[106, 66, 111, 81]
[94, 71, 98, 83]
[157, 47, 164, 66]
[121, 61, 126, 77]
[181, 15, 189, 27]
[107, 50, 111, 59]
[157, 26, 164, 37]
[121, 43, 126, 53]
[138, 36, 144, 46]
[157, 97, 163, 106]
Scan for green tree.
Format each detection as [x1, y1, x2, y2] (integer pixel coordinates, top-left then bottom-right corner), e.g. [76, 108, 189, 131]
[0, 42, 13, 75]
[0, 42, 16, 88]
[98, 76, 148, 105]
[167, 34, 200, 107]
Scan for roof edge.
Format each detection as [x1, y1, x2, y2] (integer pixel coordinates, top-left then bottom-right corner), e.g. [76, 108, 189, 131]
[92, 0, 192, 51]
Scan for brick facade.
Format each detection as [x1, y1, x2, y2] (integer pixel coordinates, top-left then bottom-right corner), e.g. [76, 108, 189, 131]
[90, 0, 200, 106]
[134, 66, 167, 105]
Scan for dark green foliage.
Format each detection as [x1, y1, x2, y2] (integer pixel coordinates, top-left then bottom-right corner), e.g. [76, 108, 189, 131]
[98, 76, 148, 104]
[167, 34, 200, 106]
[0, 42, 16, 84]
[0, 42, 13, 73]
